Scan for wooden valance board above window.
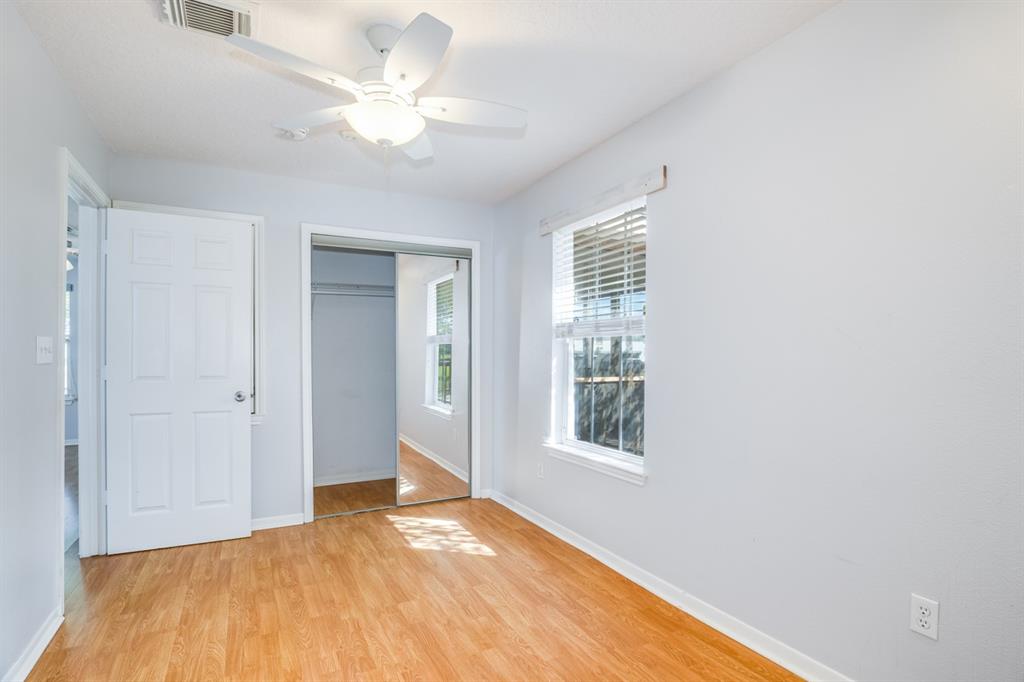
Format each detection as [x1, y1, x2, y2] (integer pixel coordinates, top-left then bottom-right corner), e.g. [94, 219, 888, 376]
[538, 165, 667, 236]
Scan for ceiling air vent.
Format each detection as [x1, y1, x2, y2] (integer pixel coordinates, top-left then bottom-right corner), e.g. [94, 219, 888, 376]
[162, 0, 258, 38]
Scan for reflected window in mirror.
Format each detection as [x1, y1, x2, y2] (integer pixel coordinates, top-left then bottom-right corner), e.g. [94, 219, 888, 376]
[426, 273, 454, 412]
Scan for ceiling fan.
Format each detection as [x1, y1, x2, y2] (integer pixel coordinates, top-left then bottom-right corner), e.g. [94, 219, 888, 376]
[226, 13, 527, 161]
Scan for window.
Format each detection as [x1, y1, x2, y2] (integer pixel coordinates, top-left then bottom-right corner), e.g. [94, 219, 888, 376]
[551, 198, 646, 468]
[427, 273, 454, 411]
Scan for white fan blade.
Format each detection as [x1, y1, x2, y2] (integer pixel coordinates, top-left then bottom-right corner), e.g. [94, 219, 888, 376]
[226, 34, 362, 97]
[416, 97, 527, 128]
[274, 105, 349, 133]
[383, 13, 452, 92]
[401, 132, 433, 161]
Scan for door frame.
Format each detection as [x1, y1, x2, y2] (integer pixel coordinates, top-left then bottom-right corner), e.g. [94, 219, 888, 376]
[300, 223, 483, 523]
[56, 148, 110, 600]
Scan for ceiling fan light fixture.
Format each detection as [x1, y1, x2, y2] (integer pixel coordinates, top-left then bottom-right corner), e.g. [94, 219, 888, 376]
[230, 12, 528, 163]
[344, 100, 425, 147]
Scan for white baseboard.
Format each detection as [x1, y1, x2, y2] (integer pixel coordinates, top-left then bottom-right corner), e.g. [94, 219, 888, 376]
[487, 491, 852, 682]
[399, 435, 468, 482]
[2, 606, 63, 682]
[313, 469, 395, 487]
[251, 513, 305, 532]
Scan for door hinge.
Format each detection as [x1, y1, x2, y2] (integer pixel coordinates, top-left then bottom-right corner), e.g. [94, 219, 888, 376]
[101, 489, 109, 507]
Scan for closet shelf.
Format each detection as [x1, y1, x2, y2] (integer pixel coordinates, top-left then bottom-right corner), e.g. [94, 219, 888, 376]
[311, 282, 395, 298]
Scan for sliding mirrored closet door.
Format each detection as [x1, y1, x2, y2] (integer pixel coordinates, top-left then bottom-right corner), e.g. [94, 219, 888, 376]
[396, 254, 470, 505]
[311, 246, 397, 517]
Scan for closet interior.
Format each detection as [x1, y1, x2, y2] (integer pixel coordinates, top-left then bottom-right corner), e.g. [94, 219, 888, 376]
[311, 240, 471, 518]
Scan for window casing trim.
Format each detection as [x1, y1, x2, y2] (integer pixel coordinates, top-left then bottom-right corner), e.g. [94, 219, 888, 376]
[422, 402, 453, 419]
[548, 195, 647, 473]
[542, 441, 646, 486]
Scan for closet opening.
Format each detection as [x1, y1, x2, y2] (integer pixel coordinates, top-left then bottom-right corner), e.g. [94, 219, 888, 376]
[303, 229, 475, 520]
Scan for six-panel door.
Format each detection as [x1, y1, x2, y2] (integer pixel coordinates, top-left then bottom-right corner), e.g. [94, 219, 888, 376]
[105, 209, 252, 554]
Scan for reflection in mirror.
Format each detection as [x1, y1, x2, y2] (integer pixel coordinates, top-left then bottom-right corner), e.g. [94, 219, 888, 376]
[397, 254, 470, 504]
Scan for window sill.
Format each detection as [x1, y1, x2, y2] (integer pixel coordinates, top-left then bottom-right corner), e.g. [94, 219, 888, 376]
[542, 442, 647, 486]
[422, 404, 453, 420]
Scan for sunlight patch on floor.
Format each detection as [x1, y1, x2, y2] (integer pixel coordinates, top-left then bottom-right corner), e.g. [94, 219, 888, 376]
[399, 476, 417, 495]
[387, 515, 496, 556]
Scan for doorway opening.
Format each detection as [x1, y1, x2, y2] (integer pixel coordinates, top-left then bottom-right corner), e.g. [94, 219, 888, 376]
[301, 225, 483, 523]
[64, 196, 80, 558]
[57, 149, 110, 611]
[311, 246, 398, 516]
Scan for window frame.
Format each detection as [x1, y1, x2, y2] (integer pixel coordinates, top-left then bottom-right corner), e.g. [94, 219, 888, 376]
[425, 272, 455, 415]
[546, 198, 647, 483]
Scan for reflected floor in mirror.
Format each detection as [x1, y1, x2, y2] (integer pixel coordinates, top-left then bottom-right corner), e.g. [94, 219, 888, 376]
[399, 440, 468, 504]
[313, 442, 468, 517]
[314, 478, 395, 517]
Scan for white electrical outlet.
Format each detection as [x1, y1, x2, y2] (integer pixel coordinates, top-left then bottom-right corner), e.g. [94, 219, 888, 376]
[910, 593, 939, 640]
[537, 460, 545, 478]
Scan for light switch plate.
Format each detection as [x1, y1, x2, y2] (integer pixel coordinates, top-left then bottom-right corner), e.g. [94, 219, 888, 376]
[36, 336, 54, 364]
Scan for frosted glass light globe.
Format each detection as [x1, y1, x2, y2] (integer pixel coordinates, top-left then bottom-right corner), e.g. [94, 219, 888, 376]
[345, 101, 425, 147]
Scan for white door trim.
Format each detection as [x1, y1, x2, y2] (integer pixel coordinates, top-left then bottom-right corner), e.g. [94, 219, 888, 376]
[56, 148, 110, 607]
[111, 201, 266, 423]
[300, 223, 484, 523]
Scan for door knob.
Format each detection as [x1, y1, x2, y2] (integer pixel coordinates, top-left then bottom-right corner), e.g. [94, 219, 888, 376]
[234, 391, 247, 402]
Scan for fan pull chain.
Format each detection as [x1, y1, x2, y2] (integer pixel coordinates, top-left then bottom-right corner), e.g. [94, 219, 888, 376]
[383, 144, 392, 208]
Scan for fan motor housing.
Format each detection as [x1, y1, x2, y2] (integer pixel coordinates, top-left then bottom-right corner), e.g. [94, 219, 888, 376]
[365, 24, 401, 58]
[357, 78, 415, 106]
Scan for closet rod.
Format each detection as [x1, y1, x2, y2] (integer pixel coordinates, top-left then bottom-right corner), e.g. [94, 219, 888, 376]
[311, 282, 395, 298]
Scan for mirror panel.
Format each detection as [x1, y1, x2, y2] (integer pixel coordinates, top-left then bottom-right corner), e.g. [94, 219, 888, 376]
[396, 253, 470, 505]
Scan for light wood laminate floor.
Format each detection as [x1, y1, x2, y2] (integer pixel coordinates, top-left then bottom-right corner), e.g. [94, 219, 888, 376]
[314, 443, 468, 516]
[31, 499, 798, 681]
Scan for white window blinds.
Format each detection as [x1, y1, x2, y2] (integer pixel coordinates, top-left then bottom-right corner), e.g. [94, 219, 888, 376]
[428, 274, 454, 339]
[552, 198, 647, 339]
[435, 277, 453, 334]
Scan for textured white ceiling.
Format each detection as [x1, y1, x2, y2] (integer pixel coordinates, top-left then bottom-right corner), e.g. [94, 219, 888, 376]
[18, 0, 834, 203]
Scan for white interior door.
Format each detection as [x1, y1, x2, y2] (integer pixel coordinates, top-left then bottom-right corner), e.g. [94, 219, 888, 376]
[105, 208, 252, 554]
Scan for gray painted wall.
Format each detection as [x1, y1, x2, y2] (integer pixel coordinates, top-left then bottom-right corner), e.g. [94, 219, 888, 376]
[0, 3, 110, 677]
[492, 2, 1023, 679]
